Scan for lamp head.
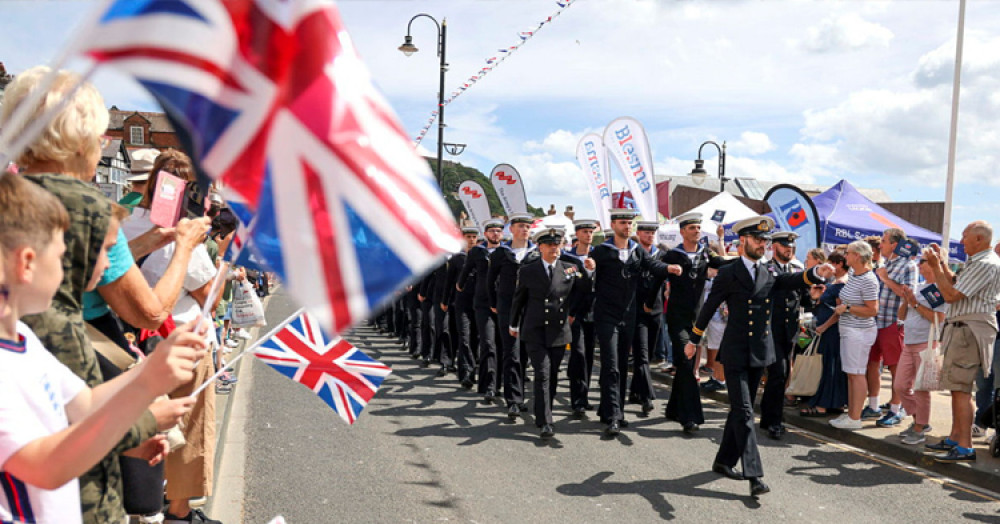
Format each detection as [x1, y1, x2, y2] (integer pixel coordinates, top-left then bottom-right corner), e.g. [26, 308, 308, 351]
[690, 159, 707, 185]
[398, 35, 418, 56]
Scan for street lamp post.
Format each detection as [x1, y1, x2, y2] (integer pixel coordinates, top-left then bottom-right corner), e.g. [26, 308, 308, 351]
[689, 140, 728, 193]
[399, 14, 448, 188]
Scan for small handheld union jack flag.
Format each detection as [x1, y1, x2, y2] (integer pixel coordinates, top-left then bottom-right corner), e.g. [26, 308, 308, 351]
[253, 312, 391, 425]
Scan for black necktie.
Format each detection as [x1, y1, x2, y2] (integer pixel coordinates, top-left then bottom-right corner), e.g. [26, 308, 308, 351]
[547, 264, 553, 280]
[751, 263, 757, 281]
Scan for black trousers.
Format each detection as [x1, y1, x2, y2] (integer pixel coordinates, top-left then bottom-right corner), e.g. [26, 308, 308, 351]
[475, 308, 499, 394]
[454, 305, 477, 382]
[760, 336, 795, 429]
[629, 312, 660, 402]
[393, 300, 407, 338]
[406, 300, 422, 356]
[497, 302, 524, 405]
[528, 340, 566, 426]
[664, 323, 705, 424]
[716, 365, 766, 479]
[431, 305, 452, 367]
[568, 319, 596, 409]
[596, 317, 634, 423]
[419, 301, 434, 360]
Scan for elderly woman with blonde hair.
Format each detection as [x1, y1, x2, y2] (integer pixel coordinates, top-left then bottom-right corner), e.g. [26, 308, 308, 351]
[828, 240, 880, 430]
[0, 65, 204, 524]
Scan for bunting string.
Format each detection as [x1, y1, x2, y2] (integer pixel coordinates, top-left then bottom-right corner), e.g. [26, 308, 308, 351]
[413, 0, 578, 144]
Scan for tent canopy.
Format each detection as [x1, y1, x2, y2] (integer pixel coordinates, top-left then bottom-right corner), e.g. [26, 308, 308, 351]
[813, 180, 964, 260]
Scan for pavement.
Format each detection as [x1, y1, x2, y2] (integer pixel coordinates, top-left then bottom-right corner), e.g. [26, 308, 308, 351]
[206, 292, 1000, 522]
[650, 358, 1000, 494]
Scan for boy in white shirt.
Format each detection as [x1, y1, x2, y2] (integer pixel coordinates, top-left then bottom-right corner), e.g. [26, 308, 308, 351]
[0, 174, 207, 523]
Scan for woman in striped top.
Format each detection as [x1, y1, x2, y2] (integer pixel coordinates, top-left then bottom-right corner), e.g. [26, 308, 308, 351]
[830, 240, 880, 430]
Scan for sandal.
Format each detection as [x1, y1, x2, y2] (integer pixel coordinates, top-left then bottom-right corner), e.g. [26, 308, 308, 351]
[800, 407, 828, 417]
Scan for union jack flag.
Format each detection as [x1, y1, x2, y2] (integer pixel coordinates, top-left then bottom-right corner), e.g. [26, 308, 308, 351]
[254, 311, 391, 424]
[78, 0, 461, 334]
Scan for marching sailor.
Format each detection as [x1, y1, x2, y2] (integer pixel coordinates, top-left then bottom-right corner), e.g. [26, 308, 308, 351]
[458, 219, 505, 403]
[563, 219, 599, 416]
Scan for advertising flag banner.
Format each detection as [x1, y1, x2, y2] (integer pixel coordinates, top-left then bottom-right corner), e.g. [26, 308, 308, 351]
[458, 180, 492, 231]
[603, 117, 658, 221]
[490, 163, 528, 216]
[764, 184, 822, 253]
[575, 133, 612, 229]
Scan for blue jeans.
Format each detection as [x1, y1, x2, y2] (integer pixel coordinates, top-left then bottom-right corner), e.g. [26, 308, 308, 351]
[974, 337, 1000, 425]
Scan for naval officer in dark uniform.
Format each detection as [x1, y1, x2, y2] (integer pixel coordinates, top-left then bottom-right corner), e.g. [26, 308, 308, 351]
[629, 220, 665, 414]
[584, 209, 681, 436]
[458, 219, 505, 402]
[686, 216, 834, 498]
[657, 212, 733, 433]
[759, 231, 822, 439]
[509, 227, 584, 439]
[563, 219, 599, 416]
[446, 226, 483, 388]
[488, 212, 539, 419]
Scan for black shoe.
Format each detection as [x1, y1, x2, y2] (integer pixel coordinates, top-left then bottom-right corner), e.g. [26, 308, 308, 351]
[712, 462, 744, 480]
[483, 391, 495, 404]
[436, 367, 448, 377]
[627, 393, 640, 405]
[540, 424, 555, 439]
[767, 425, 786, 440]
[410, 353, 420, 360]
[572, 406, 587, 419]
[164, 508, 222, 524]
[619, 419, 629, 428]
[749, 477, 770, 498]
[447, 366, 458, 373]
[507, 403, 521, 420]
[934, 447, 977, 463]
[701, 378, 726, 392]
[420, 359, 431, 368]
[641, 400, 655, 414]
[683, 422, 699, 434]
[584, 403, 595, 411]
[461, 379, 474, 390]
[606, 420, 621, 436]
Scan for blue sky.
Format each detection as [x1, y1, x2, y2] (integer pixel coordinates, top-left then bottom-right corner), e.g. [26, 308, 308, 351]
[3, 0, 998, 241]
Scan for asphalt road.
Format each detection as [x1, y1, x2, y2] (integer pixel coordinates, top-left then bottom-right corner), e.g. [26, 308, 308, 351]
[240, 293, 1000, 523]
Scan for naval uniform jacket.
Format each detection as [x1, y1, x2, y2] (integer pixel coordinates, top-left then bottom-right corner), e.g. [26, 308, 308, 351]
[459, 243, 494, 311]
[487, 241, 538, 310]
[590, 238, 672, 324]
[637, 245, 667, 315]
[766, 259, 816, 349]
[690, 260, 822, 369]
[655, 245, 732, 325]
[560, 248, 595, 320]
[427, 258, 450, 306]
[509, 258, 583, 347]
[445, 251, 475, 310]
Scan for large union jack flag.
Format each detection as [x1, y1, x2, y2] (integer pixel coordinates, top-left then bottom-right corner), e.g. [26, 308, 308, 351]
[254, 311, 391, 424]
[79, 0, 461, 334]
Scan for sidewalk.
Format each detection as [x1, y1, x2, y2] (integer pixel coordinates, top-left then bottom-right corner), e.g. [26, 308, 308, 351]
[650, 364, 1000, 493]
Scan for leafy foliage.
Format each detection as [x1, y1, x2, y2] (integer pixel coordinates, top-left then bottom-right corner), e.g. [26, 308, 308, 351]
[426, 158, 544, 221]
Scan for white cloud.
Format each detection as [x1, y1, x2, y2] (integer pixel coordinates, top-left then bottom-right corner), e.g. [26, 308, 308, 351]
[913, 31, 1000, 88]
[523, 129, 583, 156]
[729, 131, 776, 156]
[801, 13, 894, 53]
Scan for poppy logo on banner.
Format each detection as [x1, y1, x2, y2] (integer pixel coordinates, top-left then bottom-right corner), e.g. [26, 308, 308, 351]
[780, 200, 808, 229]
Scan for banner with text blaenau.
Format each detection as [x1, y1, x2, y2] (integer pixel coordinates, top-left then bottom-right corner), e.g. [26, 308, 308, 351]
[490, 163, 528, 216]
[603, 117, 657, 221]
[575, 133, 613, 228]
[458, 180, 492, 232]
[764, 184, 821, 253]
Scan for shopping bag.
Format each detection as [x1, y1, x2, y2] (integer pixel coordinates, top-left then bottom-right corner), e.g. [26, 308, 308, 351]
[914, 318, 943, 392]
[786, 336, 823, 396]
[232, 281, 267, 327]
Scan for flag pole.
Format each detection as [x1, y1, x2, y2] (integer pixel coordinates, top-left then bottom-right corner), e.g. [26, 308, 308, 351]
[940, 0, 966, 263]
[190, 308, 305, 398]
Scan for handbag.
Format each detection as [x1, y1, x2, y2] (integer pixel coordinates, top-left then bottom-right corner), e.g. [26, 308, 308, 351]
[786, 336, 823, 396]
[914, 317, 943, 392]
[232, 280, 267, 327]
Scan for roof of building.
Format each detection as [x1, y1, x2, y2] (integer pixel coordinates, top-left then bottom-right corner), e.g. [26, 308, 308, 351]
[108, 107, 176, 133]
[653, 174, 892, 203]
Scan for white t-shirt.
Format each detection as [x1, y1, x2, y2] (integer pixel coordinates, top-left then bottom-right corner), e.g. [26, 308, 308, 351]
[0, 322, 87, 524]
[123, 208, 218, 344]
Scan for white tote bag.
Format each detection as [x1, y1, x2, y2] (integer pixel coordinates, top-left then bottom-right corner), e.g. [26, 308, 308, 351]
[232, 281, 267, 327]
[914, 317, 943, 392]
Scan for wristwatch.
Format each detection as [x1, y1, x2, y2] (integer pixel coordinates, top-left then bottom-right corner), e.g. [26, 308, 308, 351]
[845, 304, 852, 313]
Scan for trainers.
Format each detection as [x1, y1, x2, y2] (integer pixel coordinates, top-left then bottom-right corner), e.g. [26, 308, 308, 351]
[925, 438, 958, 452]
[972, 424, 985, 437]
[237, 329, 253, 340]
[902, 428, 929, 445]
[164, 508, 221, 524]
[860, 407, 882, 420]
[701, 378, 726, 392]
[934, 447, 977, 463]
[830, 416, 862, 430]
[224, 338, 239, 348]
[876, 411, 904, 427]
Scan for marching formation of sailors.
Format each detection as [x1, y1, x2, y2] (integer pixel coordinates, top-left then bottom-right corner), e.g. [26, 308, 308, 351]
[377, 210, 835, 499]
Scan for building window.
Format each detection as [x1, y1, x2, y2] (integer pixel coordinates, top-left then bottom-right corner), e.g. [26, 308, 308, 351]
[130, 126, 143, 145]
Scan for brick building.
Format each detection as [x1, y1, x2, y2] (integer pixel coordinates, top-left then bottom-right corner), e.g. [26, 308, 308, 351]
[106, 106, 181, 152]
